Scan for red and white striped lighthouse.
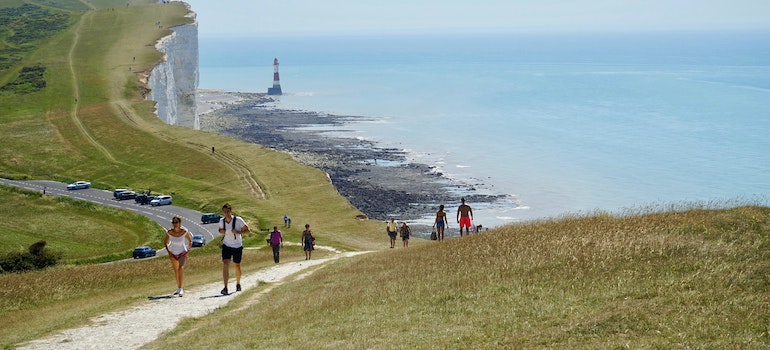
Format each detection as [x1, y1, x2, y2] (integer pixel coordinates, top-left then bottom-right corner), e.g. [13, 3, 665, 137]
[267, 57, 282, 95]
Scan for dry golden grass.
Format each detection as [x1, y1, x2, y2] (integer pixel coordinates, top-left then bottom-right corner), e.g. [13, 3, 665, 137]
[146, 205, 770, 349]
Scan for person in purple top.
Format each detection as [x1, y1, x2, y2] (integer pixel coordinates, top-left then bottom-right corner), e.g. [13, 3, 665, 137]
[269, 226, 283, 263]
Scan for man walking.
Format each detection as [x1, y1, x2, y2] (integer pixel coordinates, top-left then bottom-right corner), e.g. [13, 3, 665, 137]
[219, 203, 250, 295]
[456, 197, 473, 237]
[386, 217, 398, 248]
[269, 226, 283, 263]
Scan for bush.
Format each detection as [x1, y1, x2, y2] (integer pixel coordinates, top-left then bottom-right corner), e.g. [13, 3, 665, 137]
[0, 65, 46, 94]
[0, 241, 62, 273]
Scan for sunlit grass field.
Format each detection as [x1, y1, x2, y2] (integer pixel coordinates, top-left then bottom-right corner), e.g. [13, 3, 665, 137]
[146, 205, 770, 349]
[0, 185, 162, 261]
[1, 0, 768, 348]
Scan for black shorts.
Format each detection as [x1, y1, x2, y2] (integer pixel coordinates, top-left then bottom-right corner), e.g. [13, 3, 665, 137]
[221, 245, 243, 263]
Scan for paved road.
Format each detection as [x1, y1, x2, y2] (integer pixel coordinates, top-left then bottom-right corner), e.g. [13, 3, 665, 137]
[0, 178, 222, 256]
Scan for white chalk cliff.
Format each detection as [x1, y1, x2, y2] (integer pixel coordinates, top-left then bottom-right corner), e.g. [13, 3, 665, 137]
[147, 6, 199, 129]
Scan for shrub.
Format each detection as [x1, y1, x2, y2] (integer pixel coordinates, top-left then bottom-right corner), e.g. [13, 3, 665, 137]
[0, 241, 62, 273]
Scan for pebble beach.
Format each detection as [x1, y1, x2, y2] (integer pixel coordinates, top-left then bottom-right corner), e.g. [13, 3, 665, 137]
[198, 90, 503, 235]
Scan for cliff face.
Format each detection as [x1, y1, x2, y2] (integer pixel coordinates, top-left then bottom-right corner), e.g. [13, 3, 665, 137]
[147, 12, 199, 129]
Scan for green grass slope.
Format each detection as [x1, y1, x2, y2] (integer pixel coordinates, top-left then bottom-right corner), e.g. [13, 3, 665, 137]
[0, 0, 385, 257]
[0, 185, 162, 262]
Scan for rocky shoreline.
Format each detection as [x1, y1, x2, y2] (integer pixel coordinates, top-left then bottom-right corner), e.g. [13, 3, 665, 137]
[198, 91, 503, 226]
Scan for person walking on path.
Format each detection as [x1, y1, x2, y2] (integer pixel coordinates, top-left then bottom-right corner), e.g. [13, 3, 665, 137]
[435, 204, 448, 241]
[456, 197, 474, 237]
[269, 226, 283, 263]
[301, 224, 315, 260]
[399, 222, 412, 248]
[386, 217, 398, 248]
[218, 203, 250, 295]
[165, 216, 193, 296]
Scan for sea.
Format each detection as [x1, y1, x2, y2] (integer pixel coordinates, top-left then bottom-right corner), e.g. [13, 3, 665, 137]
[198, 31, 770, 228]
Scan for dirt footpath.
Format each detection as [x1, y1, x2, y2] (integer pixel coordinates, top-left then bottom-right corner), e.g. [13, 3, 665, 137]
[18, 247, 368, 350]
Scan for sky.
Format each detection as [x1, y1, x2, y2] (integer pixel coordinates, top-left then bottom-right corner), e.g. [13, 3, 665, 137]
[179, 0, 770, 37]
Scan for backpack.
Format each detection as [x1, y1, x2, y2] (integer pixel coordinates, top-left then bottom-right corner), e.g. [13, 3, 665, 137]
[222, 216, 239, 241]
[222, 216, 238, 231]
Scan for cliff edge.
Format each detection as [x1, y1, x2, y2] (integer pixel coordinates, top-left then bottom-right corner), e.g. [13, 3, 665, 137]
[147, 4, 199, 129]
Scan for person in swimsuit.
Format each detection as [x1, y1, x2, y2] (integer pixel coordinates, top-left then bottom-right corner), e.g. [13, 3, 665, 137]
[301, 224, 315, 260]
[435, 204, 448, 241]
[456, 197, 473, 237]
[165, 216, 193, 296]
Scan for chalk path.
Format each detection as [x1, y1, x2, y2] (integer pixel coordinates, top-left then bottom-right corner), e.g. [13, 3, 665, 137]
[18, 247, 368, 350]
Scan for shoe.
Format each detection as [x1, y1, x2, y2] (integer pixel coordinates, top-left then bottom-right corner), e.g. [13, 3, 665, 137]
[173, 288, 181, 295]
[178, 289, 184, 297]
[236, 284, 242, 292]
[221, 287, 228, 295]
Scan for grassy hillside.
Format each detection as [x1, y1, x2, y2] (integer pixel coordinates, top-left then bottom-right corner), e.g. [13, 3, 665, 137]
[0, 185, 162, 262]
[0, 0, 384, 345]
[0, 0, 385, 258]
[1, 1, 768, 348]
[147, 205, 770, 349]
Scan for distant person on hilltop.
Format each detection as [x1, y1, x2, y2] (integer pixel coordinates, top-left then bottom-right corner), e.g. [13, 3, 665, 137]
[456, 197, 473, 237]
[435, 204, 448, 241]
[386, 217, 398, 248]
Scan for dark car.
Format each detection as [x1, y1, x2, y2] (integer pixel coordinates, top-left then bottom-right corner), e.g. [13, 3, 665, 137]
[132, 246, 156, 259]
[116, 190, 136, 200]
[113, 188, 128, 198]
[201, 213, 222, 224]
[135, 194, 155, 205]
[192, 234, 206, 247]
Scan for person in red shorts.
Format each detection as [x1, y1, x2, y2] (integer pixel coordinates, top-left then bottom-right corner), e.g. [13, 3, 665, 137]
[456, 197, 473, 237]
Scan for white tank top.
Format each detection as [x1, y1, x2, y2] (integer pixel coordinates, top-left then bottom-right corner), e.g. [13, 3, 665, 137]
[167, 229, 190, 255]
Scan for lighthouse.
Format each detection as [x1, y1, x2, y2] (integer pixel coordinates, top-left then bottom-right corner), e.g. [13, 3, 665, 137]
[267, 57, 282, 95]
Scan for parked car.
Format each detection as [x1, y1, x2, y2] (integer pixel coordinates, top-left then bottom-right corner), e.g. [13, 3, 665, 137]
[150, 195, 172, 206]
[192, 234, 206, 247]
[134, 194, 155, 205]
[113, 188, 128, 198]
[67, 181, 91, 190]
[132, 246, 156, 259]
[116, 190, 136, 200]
[201, 213, 222, 224]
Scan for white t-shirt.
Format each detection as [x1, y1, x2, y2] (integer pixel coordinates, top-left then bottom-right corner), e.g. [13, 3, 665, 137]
[220, 216, 247, 248]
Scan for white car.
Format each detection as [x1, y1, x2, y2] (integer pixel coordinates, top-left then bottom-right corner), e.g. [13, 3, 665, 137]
[67, 181, 91, 190]
[150, 195, 172, 206]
